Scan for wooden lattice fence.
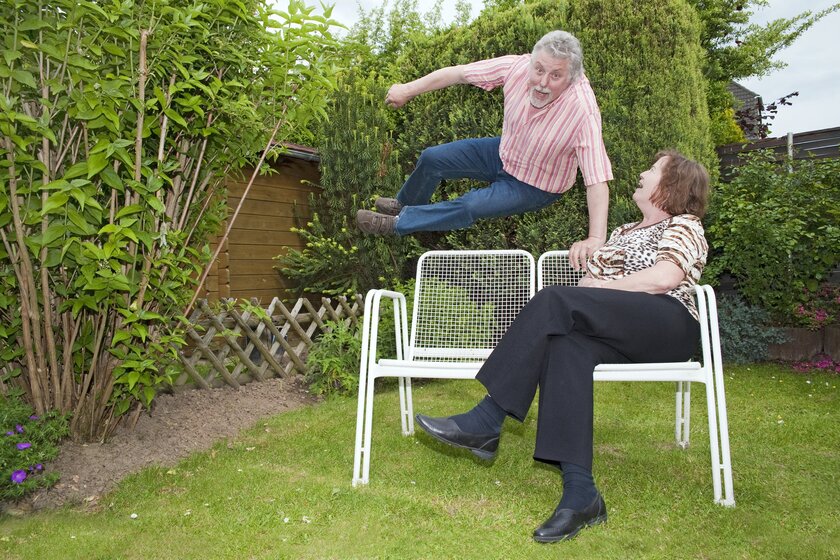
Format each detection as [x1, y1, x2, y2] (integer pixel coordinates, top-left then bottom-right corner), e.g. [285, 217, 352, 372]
[177, 294, 364, 389]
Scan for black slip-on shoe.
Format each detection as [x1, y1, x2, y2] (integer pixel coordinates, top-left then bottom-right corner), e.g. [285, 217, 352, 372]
[414, 414, 499, 460]
[533, 492, 608, 543]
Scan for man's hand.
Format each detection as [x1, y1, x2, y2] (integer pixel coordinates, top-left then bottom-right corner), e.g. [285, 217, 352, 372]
[385, 84, 414, 108]
[568, 236, 605, 272]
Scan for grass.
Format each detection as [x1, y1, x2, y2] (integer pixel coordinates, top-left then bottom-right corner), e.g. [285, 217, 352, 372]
[0, 363, 838, 559]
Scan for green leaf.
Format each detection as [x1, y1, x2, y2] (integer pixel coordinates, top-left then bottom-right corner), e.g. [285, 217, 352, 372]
[2, 49, 22, 66]
[64, 162, 88, 180]
[116, 204, 145, 219]
[41, 192, 69, 215]
[103, 44, 126, 57]
[66, 208, 96, 235]
[42, 248, 63, 268]
[12, 69, 37, 88]
[112, 330, 132, 345]
[164, 108, 188, 128]
[100, 166, 123, 191]
[142, 387, 155, 406]
[42, 223, 67, 246]
[87, 152, 108, 178]
[144, 194, 165, 214]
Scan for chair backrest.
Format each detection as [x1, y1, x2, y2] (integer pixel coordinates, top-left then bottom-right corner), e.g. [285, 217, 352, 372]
[410, 250, 535, 362]
[537, 250, 586, 290]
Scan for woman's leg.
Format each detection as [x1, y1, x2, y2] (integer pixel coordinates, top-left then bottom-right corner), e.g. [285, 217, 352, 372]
[476, 286, 699, 426]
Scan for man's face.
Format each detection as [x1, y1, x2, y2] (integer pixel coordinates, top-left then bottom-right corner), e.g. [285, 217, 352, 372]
[528, 51, 572, 109]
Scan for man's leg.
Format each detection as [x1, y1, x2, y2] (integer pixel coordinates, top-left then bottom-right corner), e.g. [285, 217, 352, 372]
[395, 137, 503, 206]
[395, 172, 560, 234]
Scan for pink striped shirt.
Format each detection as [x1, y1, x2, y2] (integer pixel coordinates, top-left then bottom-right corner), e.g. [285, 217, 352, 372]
[462, 54, 613, 193]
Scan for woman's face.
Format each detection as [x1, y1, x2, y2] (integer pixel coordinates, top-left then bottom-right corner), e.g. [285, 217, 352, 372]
[634, 156, 668, 207]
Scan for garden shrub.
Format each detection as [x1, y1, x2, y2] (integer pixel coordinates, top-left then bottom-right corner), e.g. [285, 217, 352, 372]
[705, 151, 840, 321]
[276, 70, 422, 296]
[1, 395, 69, 501]
[717, 293, 788, 364]
[305, 321, 362, 397]
[0, 0, 339, 441]
[793, 284, 840, 331]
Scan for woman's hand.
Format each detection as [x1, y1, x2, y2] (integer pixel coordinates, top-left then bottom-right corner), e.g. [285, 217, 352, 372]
[577, 275, 609, 288]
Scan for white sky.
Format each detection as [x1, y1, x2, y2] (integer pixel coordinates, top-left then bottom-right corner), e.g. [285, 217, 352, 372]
[320, 0, 839, 137]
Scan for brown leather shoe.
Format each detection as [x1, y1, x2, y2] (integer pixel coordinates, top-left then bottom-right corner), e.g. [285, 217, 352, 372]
[356, 210, 396, 235]
[374, 197, 403, 216]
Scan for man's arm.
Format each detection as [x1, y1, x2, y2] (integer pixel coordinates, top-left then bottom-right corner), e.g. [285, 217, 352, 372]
[385, 65, 468, 108]
[568, 181, 609, 271]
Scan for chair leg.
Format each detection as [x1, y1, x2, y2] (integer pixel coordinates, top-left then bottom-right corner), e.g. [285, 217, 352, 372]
[358, 373, 378, 486]
[352, 371, 368, 486]
[713, 369, 736, 507]
[401, 377, 415, 435]
[353, 292, 376, 487]
[675, 381, 691, 448]
[704, 375, 724, 504]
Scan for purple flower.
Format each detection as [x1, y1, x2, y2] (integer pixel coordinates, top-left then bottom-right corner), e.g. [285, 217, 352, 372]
[29, 415, 39, 421]
[4, 431, 12, 436]
[11, 470, 27, 484]
[16, 442, 31, 450]
[15, 424, 24, 433]
[35, 464, 43, 471]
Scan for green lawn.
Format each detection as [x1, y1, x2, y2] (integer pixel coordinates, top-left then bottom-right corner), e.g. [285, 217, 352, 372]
[1, 364, 838, 559]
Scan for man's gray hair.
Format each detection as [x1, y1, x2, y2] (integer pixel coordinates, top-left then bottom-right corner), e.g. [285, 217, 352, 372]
[532, 30, 584, 82]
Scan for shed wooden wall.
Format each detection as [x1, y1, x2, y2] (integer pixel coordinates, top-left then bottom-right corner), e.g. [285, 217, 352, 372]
[203, 156, 321, 303]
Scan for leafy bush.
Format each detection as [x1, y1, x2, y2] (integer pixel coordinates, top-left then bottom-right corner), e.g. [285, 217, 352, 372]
[717, 293, 788, 364]
[706, 152, 840, 321]
[0, 0, 339, 441]
[1, 395, 69, 501]
[305, 321, 362, 397]
[275, 215, 363, 297]
[793, 284, 840, 331]
[276, 70, 422, 296]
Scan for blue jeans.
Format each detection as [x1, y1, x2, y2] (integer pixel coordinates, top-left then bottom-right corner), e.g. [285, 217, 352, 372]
[394, 137, 562, 235]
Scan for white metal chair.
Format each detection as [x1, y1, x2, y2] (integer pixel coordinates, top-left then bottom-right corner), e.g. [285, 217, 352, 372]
[352, 250, 535, 487]
[538, 250, 735, 506]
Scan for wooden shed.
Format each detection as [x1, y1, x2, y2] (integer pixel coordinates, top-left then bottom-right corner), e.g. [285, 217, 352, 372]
[203, 144, 321, 303]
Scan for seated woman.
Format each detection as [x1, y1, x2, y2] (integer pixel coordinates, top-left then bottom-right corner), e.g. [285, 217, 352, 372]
[415, 149, 710, 543]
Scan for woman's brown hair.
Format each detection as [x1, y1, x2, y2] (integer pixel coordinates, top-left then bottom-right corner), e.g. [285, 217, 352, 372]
[649, 149, 710, 218]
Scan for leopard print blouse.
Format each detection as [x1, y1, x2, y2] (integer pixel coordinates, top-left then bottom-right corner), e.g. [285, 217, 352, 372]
[586, 214, 708, 320]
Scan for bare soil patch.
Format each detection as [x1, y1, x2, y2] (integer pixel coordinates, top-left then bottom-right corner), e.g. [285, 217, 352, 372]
[6, 375, 317, 514]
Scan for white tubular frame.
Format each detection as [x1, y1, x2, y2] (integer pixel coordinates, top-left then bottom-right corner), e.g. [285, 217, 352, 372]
[352, 250, 534, 487]
[353, 250, 734, 507]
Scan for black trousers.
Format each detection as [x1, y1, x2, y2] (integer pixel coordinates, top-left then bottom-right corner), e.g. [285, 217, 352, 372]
[476, 286, 700, 470]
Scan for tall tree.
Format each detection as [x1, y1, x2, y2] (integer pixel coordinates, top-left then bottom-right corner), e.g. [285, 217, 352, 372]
[686, 0, 840, 143]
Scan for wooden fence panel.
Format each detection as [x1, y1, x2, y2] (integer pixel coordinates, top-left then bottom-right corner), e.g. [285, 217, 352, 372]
[177, 295, 364, 389]
[717, 126, 840, 179]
